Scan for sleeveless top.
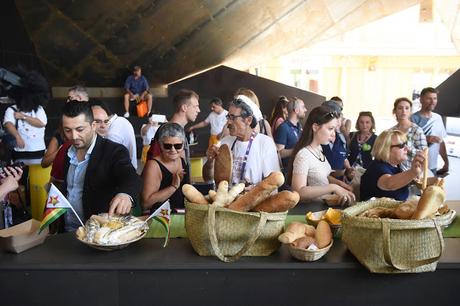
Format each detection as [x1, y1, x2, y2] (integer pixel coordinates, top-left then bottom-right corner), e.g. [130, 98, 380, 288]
[151, 158, 189, 211]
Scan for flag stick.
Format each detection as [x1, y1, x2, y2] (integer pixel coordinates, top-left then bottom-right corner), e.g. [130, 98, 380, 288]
[144, 200, 170, 223]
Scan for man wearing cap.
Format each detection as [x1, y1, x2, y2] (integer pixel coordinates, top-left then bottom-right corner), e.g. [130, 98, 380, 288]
[203, 96, 280, 186]
[321, 100, 354, 183]
[123, 66, 153, 118]
[187, 97, 228, 148]
[274, 97, 307, 173]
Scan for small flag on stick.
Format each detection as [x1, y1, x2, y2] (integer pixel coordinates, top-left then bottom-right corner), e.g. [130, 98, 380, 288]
[39, 183, 83, 233]
[145, 200, 171, 247]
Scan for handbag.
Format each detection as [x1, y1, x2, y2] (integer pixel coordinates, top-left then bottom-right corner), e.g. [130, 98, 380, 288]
[136, 99, 148, 118]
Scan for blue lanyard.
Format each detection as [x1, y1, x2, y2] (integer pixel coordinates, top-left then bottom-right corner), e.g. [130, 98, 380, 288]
[231, 131, 257, 182]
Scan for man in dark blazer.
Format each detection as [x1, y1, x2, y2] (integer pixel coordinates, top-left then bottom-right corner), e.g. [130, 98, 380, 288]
[60, 101, 141, 232]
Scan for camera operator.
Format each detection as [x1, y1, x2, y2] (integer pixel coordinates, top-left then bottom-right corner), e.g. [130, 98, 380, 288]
[0, 166, 23, 199]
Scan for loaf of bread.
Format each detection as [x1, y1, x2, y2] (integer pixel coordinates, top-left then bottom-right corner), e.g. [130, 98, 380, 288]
[227, 172, 284, 212]
[359, 207, 396, 218]
[251, 191, 300, 213]
[315, 220, 332, 249]
[394, 200, 417, 219]
[291, 236, 316, 249]
[182, 184, 209, 205]
[412, 185, 446, 219]
[278, 222, 312, 244]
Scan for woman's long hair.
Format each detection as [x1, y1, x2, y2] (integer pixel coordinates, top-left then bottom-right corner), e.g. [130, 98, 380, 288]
[286, 105, 338, 184]
[9, 67, 50, 112]
[269, 96, 289, 128]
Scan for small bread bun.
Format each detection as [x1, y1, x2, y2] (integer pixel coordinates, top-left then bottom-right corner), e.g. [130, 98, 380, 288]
[315, 220, 332, 249]
[291, 236, 316, 249]
[182, 184, 209, 205]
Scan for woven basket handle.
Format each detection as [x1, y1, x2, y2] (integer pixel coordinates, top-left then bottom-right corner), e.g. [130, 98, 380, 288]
[382, 219, 444, 271]
[207, 203, 268, 263]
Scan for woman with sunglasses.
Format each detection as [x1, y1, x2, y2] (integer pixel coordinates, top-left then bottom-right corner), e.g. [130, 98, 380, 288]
[360, 130, 424, 201]
[390, 97, 427, 171]
[348, 111, 377, 169]
[142, 123, 188, 212]
[288, 106, 356, 206]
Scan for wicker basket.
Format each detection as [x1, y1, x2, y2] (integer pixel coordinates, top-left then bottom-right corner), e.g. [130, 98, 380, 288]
[185, 201, 287, 262]
[288, 241, 333, 261]
[341, 198, 456, 273]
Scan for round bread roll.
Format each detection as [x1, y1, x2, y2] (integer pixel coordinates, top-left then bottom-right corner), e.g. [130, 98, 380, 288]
[394, 201, 417, 219]
[291, 236, 316, 249]
[315, 220, 332, 249]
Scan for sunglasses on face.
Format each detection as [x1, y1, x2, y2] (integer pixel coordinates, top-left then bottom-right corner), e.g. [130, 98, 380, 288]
[162, 143, 183, 150]
[390, 142, 407, 149]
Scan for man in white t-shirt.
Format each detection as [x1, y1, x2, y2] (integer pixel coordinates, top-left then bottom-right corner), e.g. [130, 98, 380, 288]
[411, 87, 449, 176]
[203, 96, 280, 185]
[187, 97, 228, 148]
[90, 101, 137, 170]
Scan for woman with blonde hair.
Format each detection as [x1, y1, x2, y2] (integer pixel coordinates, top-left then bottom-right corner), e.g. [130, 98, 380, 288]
[360, 130, 424, 201]
[390, 97, 427, 171]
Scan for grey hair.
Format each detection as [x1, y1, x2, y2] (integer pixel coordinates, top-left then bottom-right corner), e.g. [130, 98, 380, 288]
[68, 85, 89, 101]
[230, 98, 257, 128]
[158, 122, 186, 143]
[287, 97, 301, 114]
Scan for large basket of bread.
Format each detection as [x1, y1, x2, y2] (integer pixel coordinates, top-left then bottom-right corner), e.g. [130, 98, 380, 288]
[341, 180, 456, 273]
[182, 172, 300, 262]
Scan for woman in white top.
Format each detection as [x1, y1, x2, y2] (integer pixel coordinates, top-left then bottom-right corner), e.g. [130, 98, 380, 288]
[3, 70, 49, 164]
[288, 106, 355, 206]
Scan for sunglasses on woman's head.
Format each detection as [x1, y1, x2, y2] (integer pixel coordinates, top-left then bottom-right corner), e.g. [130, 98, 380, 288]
[322, 111, 339, 119]
[162, 143, 183, 150]
[390, 142, 407, 149]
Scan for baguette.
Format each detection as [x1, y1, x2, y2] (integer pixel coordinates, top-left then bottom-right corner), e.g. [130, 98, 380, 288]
[227, 172, 284, 212]
[182, 184, 209, 205]
[278, 222, 312, 244]
[412, 185, 446, 219]
[251, 191, 300, 213]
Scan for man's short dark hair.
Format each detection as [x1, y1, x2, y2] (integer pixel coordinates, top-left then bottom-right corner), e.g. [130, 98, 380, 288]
[420, 87, 438, 97]
[173, 89, 199, 112]
[209, 97, 223, 106]
[62, 101, 94, 123]
[89, 100, 113, 116]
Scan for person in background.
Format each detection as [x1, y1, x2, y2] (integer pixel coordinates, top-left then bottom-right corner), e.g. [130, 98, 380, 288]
[187, 97, 228, 148]
[330, 96, 352, 145]
[274, 97, 307, 172]
[41, 125, 65, 168]
[348, 111, 377, 169]
[411, 87, 449, 176]
[123, 66, 153, 118]
[67, 85, 89, 102]
[141, 123, 188, 212]
[3, 69, 49, 165]
[321, 100, 354, 183]
[140, 115, 159, 165]
[288, 106, 355, 206]
[203, 96, 279, 186]
[269, 96, 289, 135]
[390, 97, 427, 171]
[0, 166, 23, 199]
[90, 100, 137, 169]
[59, 101, 141, 232]
[360, 130, 424, 201]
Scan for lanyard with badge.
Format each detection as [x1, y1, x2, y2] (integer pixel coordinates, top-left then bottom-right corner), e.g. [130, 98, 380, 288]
[231, 131, 257, 183]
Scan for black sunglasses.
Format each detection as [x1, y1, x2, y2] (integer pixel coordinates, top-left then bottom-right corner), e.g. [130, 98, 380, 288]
[390, 142, 407, 149]
[162, 143, 183, 150]
[322, 111, 339, 119]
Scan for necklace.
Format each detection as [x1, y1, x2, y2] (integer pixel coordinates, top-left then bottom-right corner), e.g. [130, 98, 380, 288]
[306, 145, 325, 162]
[357, 132, 371, 144]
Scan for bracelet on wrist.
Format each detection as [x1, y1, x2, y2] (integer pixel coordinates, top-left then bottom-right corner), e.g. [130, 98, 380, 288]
[171, 185, 178, 190]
